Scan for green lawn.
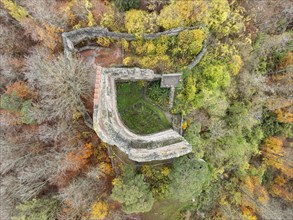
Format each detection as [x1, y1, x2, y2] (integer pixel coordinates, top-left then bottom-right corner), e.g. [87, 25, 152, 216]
[116, 82, 171, 135]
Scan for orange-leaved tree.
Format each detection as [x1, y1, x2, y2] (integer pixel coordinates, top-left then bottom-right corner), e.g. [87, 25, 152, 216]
[66, 143, 93, 172]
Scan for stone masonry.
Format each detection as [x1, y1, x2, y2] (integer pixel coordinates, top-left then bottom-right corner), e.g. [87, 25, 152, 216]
[93, 67, 192, 162]
[62, 26, 209, 162]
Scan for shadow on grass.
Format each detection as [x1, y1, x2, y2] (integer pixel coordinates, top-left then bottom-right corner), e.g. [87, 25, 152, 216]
[141, 199, 187, 220]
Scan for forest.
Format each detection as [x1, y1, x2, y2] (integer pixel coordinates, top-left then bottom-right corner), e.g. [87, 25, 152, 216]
[0, 0, 292, 219]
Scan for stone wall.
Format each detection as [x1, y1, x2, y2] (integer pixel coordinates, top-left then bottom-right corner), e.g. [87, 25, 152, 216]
[61, 26, 209, 162]
[62, 26, 206, 63]
[93, 67, 192, 162]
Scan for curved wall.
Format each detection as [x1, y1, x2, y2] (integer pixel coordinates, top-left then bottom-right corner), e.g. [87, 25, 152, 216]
[93, 67, 192, 162]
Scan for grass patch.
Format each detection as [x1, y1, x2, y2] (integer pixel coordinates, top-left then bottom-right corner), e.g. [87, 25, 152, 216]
[116, 81, 171, 135]
[146, 80, 170, 111]
[141, 200, 186, 220]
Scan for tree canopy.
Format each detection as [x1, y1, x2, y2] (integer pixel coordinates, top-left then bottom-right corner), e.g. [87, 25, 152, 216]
[111, 166, 154, 214]
[168, 156, 212, 202]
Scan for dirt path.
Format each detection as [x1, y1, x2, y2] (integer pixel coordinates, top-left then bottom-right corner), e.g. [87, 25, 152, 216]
[79, 43, 122, 67]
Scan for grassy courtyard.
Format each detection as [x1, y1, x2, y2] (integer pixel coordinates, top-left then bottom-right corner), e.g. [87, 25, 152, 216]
[146, 80, 170, 111]
[116, 81, 171, 135]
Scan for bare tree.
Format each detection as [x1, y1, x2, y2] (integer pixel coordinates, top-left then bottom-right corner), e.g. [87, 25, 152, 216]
[0, 176, 18, 220]
[58, 168, 105, 219]
[25, 48, 94, 123]
[20, 0, 67, 28]
[0, 127, 84, 202]
[0, 54, 16, 86]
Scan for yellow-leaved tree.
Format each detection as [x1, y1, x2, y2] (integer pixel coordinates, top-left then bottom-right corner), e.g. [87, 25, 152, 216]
[158, 0, 208, 29]
[125, 9, 158, 37]
[91, 201, 109, 220]
[1, 0, 29, 21]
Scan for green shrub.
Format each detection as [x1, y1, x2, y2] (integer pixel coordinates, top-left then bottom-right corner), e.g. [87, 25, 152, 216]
[0, 92, 22, 111]
[12, 198, 60, 220]
[111, 166, 154, 214]
[0, 92, 35, 124]
[21, 100, 35, 124]
[113, 0, 139, 11]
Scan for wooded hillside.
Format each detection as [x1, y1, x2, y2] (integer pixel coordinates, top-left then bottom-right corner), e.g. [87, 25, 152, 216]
[1, 0, 292, 219]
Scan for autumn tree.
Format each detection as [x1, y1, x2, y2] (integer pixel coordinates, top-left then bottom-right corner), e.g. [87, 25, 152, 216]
[5, 81, 34, 99]
[91, 201, 109, 220]
[172, 29, 205, 65]
[158, 0, 208, 29]
[269, 174, 293, 202]
[262, 137, 293, 178]
[229, 55, 243, 75]
[241, 175, 269, 213]
[1, 0, 29, 22]
[63, 0, 97, 28]
[206, 0, 230, 31]
[58, 168, 104, 218]
[100, 3, 125, 32]
[275, 109, 293, 123]
[278, 51, 293, 71]
[66, 143, 93, 173]
[125, 9, 158, 36]
[140, 165, 171, 199]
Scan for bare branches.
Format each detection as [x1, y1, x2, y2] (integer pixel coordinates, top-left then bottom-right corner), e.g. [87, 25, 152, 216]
[20, 0, 67, 28]
[25, 48, 94, 122]
[58, 168, 104, 218]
